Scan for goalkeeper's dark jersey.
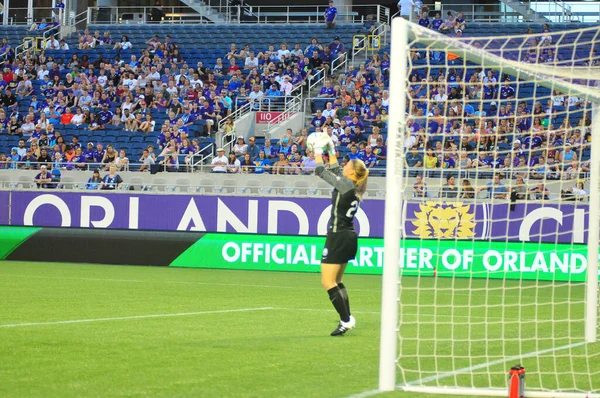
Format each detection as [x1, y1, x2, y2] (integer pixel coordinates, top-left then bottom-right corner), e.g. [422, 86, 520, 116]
[315, 163, 360, 233]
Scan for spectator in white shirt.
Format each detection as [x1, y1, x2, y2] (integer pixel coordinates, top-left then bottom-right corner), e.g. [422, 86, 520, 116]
[71, 107, 84, 125]
[434, 91, 448, 104]
[244, 52, 259, 70]
[147, 66, 161, 81]
[121, 108, 135, 124]
[233, 137, 248, 157]
[325, 126, 340, 146]
[322, 102, 337, 119]
[280, 75, 293, 95]
[45, 34, 59, 49]
[226, 152, 241, 173]
[551, 91, 564, 106]
[114, 35, 133, 50]
[277, 44, 291, 61]
[211, 148, 228, 173]
[248, 85, 264, 108]
[567, 95, 581, 107]
[37, 65, 49, 80]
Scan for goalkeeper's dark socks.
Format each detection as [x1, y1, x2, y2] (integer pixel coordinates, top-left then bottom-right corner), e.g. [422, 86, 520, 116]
[338, 282, 350, 315]
[328, 286, 350, 323]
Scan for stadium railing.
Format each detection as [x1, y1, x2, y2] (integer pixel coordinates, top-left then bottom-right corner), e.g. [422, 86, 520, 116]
[0, 172, 589, 204]
[82, 4, 389, 25]
[4, 7, 62, 26]
[0, 163, 591, 201]
[262, 93, 304, 139]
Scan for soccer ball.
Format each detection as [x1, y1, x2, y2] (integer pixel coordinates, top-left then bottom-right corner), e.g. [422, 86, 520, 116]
[306, 132, 326, 153]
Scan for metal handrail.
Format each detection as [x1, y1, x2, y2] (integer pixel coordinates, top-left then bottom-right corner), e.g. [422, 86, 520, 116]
[262, 93, 303, 138]
[192, 141, 217, 171]
[0, 8, 63, 69]
[308, 52, 347, 99]
[82, 4, 389, 25]
[73, 9, 89, 32]
[5, 7, 59, 25]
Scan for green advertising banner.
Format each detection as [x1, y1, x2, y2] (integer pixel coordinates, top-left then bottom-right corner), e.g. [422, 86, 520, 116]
[170, 233, 595, 282]
[0, 226, 41, 259]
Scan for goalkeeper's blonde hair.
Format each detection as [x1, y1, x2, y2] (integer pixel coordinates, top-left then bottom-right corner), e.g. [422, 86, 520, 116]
[349, 159, 369, 200]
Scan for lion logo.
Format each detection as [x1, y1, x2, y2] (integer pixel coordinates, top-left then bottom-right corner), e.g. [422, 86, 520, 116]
[411, 202, 476, 239]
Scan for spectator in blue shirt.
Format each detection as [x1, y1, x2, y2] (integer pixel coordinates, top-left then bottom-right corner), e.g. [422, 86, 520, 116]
[246, 137, 261, 161]
[500, 79, 515, 100]
[318, 80, 335, 98]
[418, 11, 430, 28]
[96, 104, 113, 128]
[84, 142, 95, 162]
[339, 127, 357, 148]
[345, 144, 361, 161]
[477, 174, 508, 199]
[254, 151, 271, 174]
[323, 0, 338, 29]
[431, 12, 444, 30]
[328, 36, 346, 64]
[361, 145, 377, 168]
[304, 38, 323, 57]
[311, 109, 326, 128]
[262, 138, 277, 160]
[34, 165, 53, 188]
[265, 84, 282, 101]
[86, 169, 102, 190]
[93, 143, 105, 163]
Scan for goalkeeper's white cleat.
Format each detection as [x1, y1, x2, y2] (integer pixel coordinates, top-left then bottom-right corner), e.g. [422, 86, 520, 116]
[348, 315, 356, 329]
[330, 316, 356, 336]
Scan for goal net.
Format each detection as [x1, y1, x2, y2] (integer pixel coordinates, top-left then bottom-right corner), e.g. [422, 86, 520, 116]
[380, 18, 600, 397]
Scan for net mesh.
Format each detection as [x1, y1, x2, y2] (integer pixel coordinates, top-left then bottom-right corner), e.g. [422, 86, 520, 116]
[393, 21, 600, 395]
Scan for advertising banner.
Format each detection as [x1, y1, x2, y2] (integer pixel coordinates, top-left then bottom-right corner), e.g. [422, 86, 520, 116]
[0, 191, 9, 225]
[255, 111, 288, 124]
[170, 233, 595, 282]
[0, 191, 591, 243]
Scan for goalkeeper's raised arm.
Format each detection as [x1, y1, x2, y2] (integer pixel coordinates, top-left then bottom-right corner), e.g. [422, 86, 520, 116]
[306, 132, 369, 337]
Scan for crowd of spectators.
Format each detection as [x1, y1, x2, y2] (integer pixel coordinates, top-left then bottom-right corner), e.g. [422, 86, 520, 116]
[0, 27, 357, 174]
[0, 8, 593, 200]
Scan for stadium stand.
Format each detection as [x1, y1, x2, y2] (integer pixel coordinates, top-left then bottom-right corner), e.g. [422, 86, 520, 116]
[0, 12, 595, 201]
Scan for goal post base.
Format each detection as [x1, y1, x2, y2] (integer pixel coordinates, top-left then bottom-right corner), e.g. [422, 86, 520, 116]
[400, 386, 600, 398]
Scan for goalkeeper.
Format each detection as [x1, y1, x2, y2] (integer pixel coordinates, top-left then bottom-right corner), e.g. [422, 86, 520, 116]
[308, 133, 369, 336]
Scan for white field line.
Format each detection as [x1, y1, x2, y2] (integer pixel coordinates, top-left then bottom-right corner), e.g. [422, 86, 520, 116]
[0, 274, 572, 300]
[274, 307, 524, 322]
[342, 341, 588, 398]
[341, 388, 382, 398]
[0, 306, 527, 330]
[0, 307, 275, 328]
[403, 341, 587, 386]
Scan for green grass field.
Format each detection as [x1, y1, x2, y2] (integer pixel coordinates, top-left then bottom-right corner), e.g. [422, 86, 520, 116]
[1, 261, 598, 398]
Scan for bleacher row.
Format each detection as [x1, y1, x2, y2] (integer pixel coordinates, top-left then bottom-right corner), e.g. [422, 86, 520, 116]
[0, 22, 597, 172]
[0, 24, 368, 159]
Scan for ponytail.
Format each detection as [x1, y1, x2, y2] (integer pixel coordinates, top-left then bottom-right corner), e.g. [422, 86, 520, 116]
[350, 159, 369, 200]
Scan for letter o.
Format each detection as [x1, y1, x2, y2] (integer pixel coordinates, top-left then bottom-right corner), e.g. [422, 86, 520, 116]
[442, 249, 461, 270]
[23, 194, 71, 227]
[222, 242, 240, 262]
[483, 250, 502, 272]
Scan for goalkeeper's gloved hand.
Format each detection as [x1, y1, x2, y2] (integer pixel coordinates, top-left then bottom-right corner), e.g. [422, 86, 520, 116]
[306, 132, 321, 154]
[323, 135, 336, 154]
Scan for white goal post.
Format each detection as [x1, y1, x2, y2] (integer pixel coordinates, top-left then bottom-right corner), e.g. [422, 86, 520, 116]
[380, 17, 600, 397]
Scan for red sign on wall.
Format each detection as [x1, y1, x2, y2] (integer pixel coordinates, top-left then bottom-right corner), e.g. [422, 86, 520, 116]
[255, 111, 295, 124]
[255, 112, 282, 123]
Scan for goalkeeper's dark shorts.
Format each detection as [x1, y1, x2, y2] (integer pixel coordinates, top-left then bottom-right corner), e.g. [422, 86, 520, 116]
[321, 230, 358, 265]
